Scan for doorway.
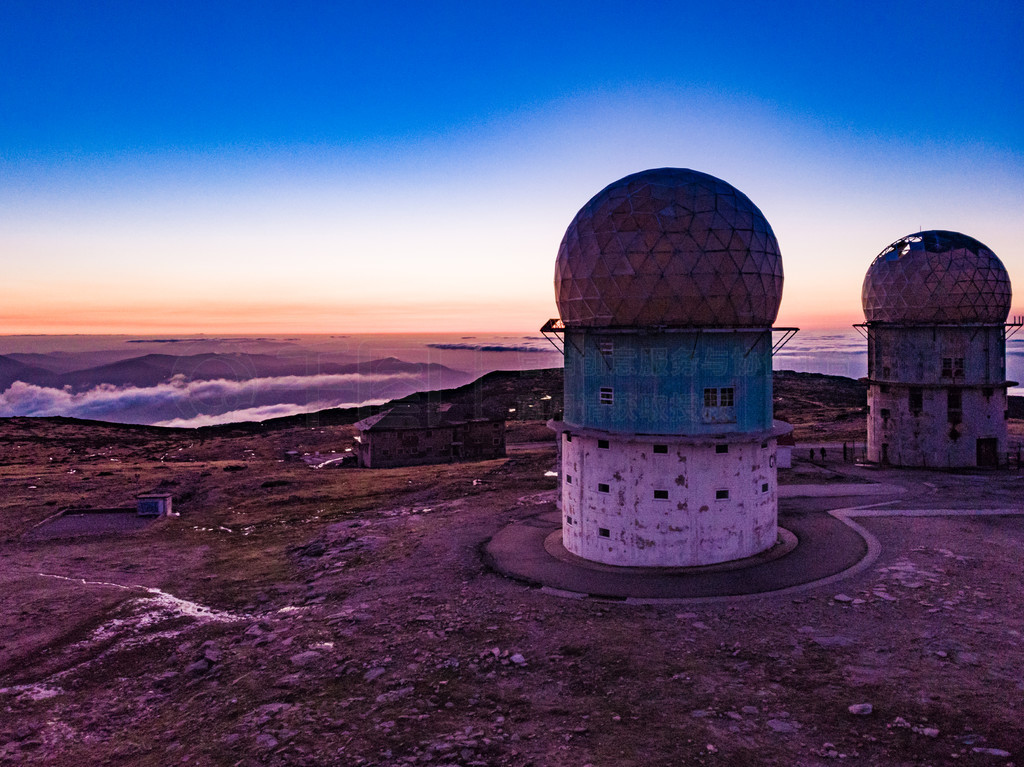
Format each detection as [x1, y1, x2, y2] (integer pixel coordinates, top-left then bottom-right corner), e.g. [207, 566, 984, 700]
[976, 438, 998, 467]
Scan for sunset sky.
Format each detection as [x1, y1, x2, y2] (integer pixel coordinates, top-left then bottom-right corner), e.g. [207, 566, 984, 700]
[1, 1, 1022, 334]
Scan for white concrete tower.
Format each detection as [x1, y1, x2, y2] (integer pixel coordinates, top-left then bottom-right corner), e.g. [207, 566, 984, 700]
[860, 231, 1016, 467]
[543, 168, 794, 567]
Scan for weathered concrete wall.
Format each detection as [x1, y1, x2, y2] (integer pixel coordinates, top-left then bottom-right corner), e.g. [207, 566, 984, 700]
[867, 325, 1007, 386]
[866, 324, 1010, 467]
[560, 430, 778, 566]
[563, 329, 773, 434]
[867, 384, 1008, 467]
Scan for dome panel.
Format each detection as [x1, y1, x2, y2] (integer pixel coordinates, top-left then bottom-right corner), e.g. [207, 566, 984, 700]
[554, 168, 783, 327]
[862, 231, 1012, 323]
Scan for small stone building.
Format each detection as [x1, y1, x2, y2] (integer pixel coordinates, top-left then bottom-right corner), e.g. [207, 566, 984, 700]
[354, 403, 506, 468]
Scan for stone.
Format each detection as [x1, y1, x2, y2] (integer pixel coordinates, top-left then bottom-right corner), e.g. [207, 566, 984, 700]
[972, 747, 1012, 757]
[848, 703, 873, 716]
[813, 635, 855, 648]
[185, 659, 210, 675]
[766, 719, 797, 733]
[375, 686, 414, 704]
[255, 733, 279, 749]
[833, 594, 854, 603]
[510, 653, 527, 666]
[289, 651, 322, 668]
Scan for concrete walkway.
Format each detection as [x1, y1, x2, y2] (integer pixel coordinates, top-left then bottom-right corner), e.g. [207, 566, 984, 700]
[780, 483, 903, 498]
[484, 504, 868, 603]
[484, 482, 1024, 603]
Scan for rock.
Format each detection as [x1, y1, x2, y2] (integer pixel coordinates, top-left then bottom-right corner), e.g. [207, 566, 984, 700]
[364, 667, 387, 682]
[833, 594, 854, 603]
[510, 653, 527, 666]
[972, 747, 1012, 757]
[919, 727, 940, 737]
[741, 706, 759, 715]
[255, 733, 279, 749]
[289, 651, 322, 668]
[848, 703, 873, 715]
[185, 659, 210, 675]
[203, 647, 222, 664]
[375, 686, 415, 704]
[813, 635, 855, 648]
[766, 719, 797, 733]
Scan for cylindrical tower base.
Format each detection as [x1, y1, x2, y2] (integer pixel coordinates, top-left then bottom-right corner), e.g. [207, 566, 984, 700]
[555, 423, 788, 567]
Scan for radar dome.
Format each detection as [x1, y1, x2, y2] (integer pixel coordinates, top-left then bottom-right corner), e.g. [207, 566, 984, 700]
[862, 231, 1011, 324]
[554, 168, 783, 328]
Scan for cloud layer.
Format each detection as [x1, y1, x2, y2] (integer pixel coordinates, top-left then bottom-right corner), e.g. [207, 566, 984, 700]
[0, 371, 426, 426]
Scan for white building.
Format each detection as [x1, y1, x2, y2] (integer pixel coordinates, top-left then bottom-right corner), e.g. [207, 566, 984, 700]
[859, 230, 1016, 468]
[544, 168, 794, 567]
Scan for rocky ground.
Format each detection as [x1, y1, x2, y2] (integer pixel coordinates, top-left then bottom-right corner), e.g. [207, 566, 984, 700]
[0, 373, 1022, 766]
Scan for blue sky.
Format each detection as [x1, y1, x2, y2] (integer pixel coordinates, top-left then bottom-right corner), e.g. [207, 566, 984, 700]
[1, 0, 1021, 332]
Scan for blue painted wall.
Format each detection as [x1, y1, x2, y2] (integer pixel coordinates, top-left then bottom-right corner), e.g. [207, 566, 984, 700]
[563, 329, 773, 434]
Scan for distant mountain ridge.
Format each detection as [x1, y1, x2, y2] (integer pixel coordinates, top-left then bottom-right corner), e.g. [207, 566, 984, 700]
[0, 353, 459, 392]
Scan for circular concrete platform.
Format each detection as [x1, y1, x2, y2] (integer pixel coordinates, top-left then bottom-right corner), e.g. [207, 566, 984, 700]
[484, 504, 870, 602]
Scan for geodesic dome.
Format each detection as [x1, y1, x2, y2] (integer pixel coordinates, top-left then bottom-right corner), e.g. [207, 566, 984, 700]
[554, 168, 783, 328]
[862, 231, 1012, 324]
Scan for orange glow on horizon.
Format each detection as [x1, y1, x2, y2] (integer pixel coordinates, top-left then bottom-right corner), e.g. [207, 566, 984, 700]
[11, 302, 1023, 336]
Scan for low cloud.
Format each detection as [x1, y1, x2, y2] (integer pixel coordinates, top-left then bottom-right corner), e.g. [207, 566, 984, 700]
[426, 343, 553, 353]
[153, 400, 387, 428]
[0, 371, 424, 426]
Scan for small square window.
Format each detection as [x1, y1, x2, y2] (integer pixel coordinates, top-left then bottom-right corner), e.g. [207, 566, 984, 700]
[761, 441, 768, 449]
[653, 489, 669, 500]
[761, 483, 769, 493]
[719, 387, 734, 407]
[599, 387, 614, 405]
[715, 489, 729, 500]
[566, 516, 574, 525]
[882, 366, 891, 378]
[598, 439, 610, 449]
[881, 408, 890, 419]
[703, 388, 718, 408]
[566, 475, 572, 484]
[880, 384, 889, 394]
[983, 387, 994, 398]
[941, 357, 953, 378]
[597, 483, 610, 493]
[653, 444, 668, 454]
[715, 444, 728, 454]
[598, 527, 610, 538]
[565, 432, 572, 442]
[954, 358, 964, 377]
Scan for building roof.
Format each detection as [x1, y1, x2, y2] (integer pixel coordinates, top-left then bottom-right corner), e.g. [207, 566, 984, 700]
[862, 230, 1012, 324]
[354, 403, 503, 432]
[554, 168, 784, 329]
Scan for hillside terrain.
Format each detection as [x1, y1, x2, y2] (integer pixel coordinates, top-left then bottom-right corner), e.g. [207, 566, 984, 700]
[0, 370, 1022, 765]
